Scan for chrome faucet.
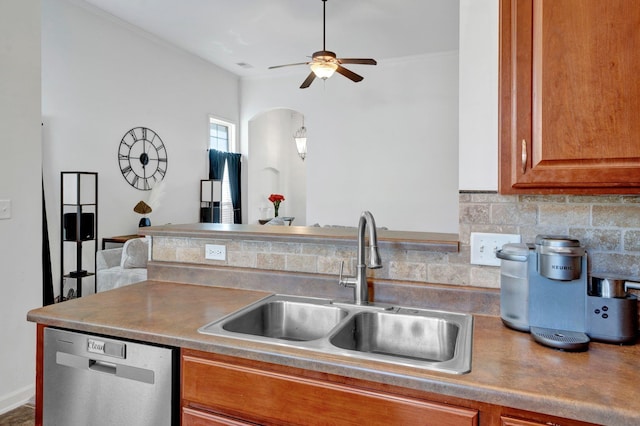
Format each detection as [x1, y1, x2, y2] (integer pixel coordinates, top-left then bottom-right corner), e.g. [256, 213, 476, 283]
[338, 211, 383, 304]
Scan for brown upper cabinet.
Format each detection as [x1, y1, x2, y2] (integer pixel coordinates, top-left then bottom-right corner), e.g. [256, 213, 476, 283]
[499, 0, 640, 194]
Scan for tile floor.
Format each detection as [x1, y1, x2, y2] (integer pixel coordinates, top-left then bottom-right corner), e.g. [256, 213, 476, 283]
[0, 404, 34, 426]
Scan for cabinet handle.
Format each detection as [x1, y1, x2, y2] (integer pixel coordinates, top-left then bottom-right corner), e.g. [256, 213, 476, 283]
[521, 139, 527, 174]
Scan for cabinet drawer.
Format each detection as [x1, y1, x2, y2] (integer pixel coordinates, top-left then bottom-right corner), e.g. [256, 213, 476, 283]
[182, 407, 255, 426]
[501, 416, 555, 426]
[182, 353, 478, 426]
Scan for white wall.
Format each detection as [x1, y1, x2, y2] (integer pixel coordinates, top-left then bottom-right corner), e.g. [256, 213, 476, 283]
[459, 0, 499, 190]
[248, 109, 306, 224]
[241, 52, 460, 233]
[42, 0, 240, 297]
[0, 0, 42, 414]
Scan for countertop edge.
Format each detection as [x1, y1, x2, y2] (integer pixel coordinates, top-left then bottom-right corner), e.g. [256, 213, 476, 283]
[139, 223, 460, 252]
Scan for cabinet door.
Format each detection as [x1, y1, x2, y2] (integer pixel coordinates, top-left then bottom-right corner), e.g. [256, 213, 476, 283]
[182, 351, 478, 426]
[499, 0, 640, 193]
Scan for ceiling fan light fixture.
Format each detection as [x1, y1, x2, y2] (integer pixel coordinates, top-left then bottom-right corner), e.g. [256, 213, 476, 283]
[310, 61, 338, 79]
[269, 0, 376, 88]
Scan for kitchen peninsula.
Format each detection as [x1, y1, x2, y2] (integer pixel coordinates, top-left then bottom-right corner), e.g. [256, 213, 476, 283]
[28, 225, 640, 425]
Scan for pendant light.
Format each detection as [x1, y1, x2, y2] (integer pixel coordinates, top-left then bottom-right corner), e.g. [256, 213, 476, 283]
[293, 115, 307, 161]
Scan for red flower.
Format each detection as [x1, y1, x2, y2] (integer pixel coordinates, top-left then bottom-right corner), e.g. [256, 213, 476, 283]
[268, 194, 285, 217]
[268, 194, 285, 203]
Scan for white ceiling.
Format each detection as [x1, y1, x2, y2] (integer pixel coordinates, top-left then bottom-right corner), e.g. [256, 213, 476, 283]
[80, 0, 460, 78]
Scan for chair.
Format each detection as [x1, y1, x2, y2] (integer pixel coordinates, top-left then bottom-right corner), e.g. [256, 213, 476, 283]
[96, 237, 149, 292]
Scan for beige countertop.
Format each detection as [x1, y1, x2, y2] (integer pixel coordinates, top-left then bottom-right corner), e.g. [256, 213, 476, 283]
[28, 281, 640, 425]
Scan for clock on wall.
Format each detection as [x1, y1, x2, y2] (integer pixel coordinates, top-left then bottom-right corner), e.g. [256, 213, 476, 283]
[118, 126, 168, 190]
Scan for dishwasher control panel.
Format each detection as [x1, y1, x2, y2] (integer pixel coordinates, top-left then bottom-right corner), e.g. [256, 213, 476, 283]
[87, 337, 125, 358]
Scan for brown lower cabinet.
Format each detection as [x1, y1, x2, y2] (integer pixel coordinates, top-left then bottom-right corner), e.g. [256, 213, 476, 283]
[181, 349, 597, 426]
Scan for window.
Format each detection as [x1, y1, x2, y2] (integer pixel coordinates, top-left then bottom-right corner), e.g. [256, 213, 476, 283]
[209, 116, 236, 152]
[209, 116, 236, 224]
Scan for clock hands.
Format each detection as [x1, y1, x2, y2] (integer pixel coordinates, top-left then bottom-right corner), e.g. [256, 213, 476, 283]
[119, 127, 167, 191]
[139, 153, 150, 166]
[139, 131, 149, 184]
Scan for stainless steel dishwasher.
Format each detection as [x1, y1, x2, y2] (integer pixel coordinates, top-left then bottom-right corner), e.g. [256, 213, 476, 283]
[43, 328, 178, 426]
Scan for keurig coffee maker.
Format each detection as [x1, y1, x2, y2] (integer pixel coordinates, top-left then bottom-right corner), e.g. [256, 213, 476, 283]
[499, 235, 589, 350]
[498, 235, 638, 351]
[527, 235, 589, 351]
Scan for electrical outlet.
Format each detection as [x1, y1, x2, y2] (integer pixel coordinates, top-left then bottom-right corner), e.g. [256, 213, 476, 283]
[205, 244, 226, 261]
[470, 232, 521, 266]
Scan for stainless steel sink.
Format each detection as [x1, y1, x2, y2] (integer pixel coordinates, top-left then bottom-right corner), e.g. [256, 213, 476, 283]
[329, 310, 460, 362]
[199, 294, 473, 374]
[222, 299, 348, 341]
[199, 295, 346, 344]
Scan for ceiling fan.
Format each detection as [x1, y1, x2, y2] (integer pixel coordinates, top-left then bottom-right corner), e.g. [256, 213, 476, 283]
[268, 0, 377, 89]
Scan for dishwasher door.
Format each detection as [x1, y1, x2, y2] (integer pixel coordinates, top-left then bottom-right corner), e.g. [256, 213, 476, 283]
[43, 328, 178, 426]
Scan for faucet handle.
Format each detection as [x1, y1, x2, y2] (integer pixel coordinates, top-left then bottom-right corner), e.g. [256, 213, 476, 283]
[338, 260, 346, 286]
[338, 260, 355, 288]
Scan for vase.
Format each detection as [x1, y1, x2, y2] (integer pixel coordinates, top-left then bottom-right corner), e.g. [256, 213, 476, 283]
[274, 205, 279, 217]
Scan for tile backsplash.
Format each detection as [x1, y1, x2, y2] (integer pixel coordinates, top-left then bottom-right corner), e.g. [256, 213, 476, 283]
[459, 192, 640, 286]
[152, 192, 640, 289]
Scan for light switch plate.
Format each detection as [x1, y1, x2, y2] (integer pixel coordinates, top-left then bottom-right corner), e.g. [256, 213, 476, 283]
[470, 232, 521, 266]
[0, 200, 11, 219]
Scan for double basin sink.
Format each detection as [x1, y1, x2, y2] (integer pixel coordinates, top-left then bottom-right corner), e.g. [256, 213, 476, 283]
[199, 294, 473, 374]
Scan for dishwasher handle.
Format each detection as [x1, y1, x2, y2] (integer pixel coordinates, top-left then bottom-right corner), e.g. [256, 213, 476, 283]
[89, 360, 117, 375]
[56, 352, 155, 384]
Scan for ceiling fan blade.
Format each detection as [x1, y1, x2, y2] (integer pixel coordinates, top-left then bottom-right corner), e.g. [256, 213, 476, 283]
[337, 58, 377, 65]
[300, 72, 316, 89]
[335, 65, 364, 83]
[268, 62, 309, 70]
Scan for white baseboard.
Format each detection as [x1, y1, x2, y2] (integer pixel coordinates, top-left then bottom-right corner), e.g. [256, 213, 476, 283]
[0, 385, 35, 415]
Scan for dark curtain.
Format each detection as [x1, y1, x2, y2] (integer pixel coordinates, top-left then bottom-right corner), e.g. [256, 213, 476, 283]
[208, 149, 226, 180]
[207, 149, 242, 224]
[225, 152, 242, 224]
[207, 149, 226, 222]
[42, 180, 54, 306]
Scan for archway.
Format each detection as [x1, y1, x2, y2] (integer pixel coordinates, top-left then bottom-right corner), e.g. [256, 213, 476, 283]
[247, 108, 307, 226]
